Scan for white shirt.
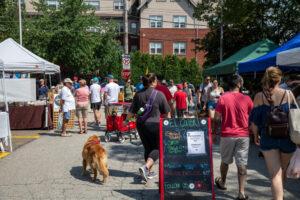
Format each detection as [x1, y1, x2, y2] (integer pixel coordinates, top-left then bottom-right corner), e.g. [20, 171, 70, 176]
[60, 86, 75, 112]
[199, 82, 212, 102]
[104, 82, 120, 105]
[90, 83, 101, 103]
[168, 85, 177, 97]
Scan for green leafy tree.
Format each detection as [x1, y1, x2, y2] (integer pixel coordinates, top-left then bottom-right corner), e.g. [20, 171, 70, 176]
[194, 0, 300, 68]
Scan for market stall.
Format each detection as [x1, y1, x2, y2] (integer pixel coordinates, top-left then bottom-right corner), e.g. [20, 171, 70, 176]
[203, 39, 278, 76]
[276, 47, 300, 66]
[0, 38, 60, 151]
[239, 33, 300, 73]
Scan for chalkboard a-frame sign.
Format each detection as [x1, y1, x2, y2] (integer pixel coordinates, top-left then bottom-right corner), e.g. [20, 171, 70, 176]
[159, 118, 215, 200]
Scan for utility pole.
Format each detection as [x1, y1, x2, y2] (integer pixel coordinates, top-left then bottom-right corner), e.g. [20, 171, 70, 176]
[18, 0, 22, 45]
[220, 0, 223, 62]
[124, 0, 129, 54]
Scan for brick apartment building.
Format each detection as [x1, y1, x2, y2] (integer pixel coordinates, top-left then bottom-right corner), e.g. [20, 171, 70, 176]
[24, 0, 209, 66]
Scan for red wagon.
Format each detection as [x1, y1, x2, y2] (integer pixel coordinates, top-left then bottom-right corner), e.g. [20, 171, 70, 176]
[104, 103, 139, 143]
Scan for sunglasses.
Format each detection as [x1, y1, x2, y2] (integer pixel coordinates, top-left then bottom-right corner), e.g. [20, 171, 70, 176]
[206, 79, 210, 81]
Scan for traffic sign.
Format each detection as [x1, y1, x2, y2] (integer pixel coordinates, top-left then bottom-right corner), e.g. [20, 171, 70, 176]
[122, 54, 131, 70]
[121, 69, 131, 79]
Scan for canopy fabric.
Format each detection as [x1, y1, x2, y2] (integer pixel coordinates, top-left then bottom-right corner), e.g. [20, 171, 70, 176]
[0, 38, 60, 73]
[203, 39, 278, 76]
[276, 47, 300, 66]
[239, 33, 300, 73]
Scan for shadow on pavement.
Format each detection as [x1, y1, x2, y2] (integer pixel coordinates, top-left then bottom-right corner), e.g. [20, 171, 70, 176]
[70, 166, 104, 185]
[114, 189, 159, 200]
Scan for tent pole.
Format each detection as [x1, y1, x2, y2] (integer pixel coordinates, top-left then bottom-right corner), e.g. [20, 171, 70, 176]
[2, 70, 12, 152]
[49, 74, 52, 88]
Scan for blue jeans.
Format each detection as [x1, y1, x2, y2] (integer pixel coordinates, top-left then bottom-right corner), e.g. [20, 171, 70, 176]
[208, 101, 217, 110]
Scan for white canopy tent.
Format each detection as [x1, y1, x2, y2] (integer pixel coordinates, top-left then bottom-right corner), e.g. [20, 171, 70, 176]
[276, 47, 300, 66]
[0, 38, 60, 152]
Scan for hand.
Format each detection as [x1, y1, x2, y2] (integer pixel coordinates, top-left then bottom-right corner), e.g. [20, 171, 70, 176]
[254, 134, 260, 146]
[197, 100, 201, 105]
[203, 105, 206, 110]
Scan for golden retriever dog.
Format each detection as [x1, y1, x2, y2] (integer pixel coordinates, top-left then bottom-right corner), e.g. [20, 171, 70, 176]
[82, 135, 109, 183]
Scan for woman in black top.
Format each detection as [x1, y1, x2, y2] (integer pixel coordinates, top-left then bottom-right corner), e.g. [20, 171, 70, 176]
[125, 73, 171, 182]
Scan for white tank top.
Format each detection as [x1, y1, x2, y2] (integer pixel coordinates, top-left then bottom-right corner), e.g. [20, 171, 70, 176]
[210, 88, 221, 99]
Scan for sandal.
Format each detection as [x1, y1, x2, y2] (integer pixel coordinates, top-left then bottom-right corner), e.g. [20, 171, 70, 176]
[237, 194, 248, 200]
[61, 133, 72, 137]
[215, 177, 227, 190]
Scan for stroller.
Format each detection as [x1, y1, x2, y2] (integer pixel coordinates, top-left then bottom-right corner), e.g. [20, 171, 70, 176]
[104, 103, 139, 143]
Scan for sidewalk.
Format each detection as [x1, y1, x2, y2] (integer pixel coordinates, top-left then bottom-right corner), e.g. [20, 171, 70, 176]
[0, 112, 299, 200]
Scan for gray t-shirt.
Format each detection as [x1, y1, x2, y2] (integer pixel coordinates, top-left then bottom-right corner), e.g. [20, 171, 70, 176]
[129, 88, 171, 123]
[199, 82, 212, 102]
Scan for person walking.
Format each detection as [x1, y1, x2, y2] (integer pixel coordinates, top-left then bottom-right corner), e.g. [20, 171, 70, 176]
[125, 73, 171, 182]
[59, 78, 75, 137]
[183, 81, 193, 110]
[168, 80, 177, 117]
[213, 74, 253, 200]
[250, 67, 297, 200]
[136, 76, 144, 92]
[198, 76, 212, 110]
[123, 79, 134, 102]
[73, 77, 80, 90]
[75, 79, 89, 134]
[103, 75, 120, 118]
[203, 79, 224, 131]
[155, 75, 173, 116]
[174, 84, 188, 118]
[90, 77, 102, 126]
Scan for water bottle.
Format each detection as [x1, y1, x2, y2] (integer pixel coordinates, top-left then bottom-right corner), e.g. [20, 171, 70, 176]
[137, 107, 144, 115]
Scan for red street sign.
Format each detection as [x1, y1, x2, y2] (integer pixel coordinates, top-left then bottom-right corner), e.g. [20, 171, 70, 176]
[121, 69, 131, 79]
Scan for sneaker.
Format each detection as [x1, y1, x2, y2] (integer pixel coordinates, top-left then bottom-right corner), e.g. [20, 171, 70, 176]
[147, 172, 158, 179]
[139, 165, 149, 182]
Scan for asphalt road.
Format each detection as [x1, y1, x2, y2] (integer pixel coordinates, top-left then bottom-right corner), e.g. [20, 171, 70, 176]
[0, 112, 299, 200]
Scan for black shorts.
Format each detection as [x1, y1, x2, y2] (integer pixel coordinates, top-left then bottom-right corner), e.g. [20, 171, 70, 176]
[91, 102, 101, 110]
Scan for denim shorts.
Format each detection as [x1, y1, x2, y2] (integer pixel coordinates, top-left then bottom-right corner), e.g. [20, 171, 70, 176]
[63, 110, 71, 120]
[260, 131, 296, 154]
[208, 101, 217, 110]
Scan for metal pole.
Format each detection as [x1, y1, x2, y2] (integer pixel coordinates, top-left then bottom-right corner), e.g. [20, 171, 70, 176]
[220, 0, 223, 62]
[18, 0, 22, 46]
[2, 70, 12, 152]
[124, 0, 129, 54]
[49, 74, 52, 88]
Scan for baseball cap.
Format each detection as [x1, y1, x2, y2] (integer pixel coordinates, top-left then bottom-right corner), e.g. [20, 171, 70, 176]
[139, 76, 143, 80]
[177, 84, 183, 90]
[107, 74, 114, 79]
[162, 80, 167, 84]
[93, 77, 99, 82]
[64, 78, 73, 84]
[73, 77, 78, 80]
[39, 79, 44, 82]
[169, 80, 174, 83]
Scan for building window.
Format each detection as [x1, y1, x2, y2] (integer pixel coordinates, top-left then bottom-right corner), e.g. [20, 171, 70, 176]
[173, 16, 186, 28]
[84, 1, 100, 10]
[173, 42, 186, 55]
[150, 42, 162, 55]
[131, 22, 137, 33]
[46, 0, 58, 8]
[118, 23, 124, 33]
[150, 16, 163, 28]
[114, 1, 124, 10]
[131, 45, 137, 52]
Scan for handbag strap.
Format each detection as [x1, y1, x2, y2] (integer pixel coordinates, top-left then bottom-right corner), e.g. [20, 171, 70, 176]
[146, 89, 158, 106]
[262, 90, 286, 106]
[288, 91, 300, 110]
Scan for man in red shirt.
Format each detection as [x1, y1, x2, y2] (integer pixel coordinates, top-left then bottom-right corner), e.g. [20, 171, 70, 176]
[174, 84, 188, 118]
[155, 75, 173, 117]
[213, 74, 253, 200]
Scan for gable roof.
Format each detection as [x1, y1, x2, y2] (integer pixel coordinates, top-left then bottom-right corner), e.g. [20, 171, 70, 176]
[137, 0, 197, 10]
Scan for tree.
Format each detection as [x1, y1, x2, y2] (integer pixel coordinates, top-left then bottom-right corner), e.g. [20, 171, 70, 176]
[193, 0, 300, 68]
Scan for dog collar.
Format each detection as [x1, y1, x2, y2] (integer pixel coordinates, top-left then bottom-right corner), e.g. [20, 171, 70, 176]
[93, 141, 100, 144]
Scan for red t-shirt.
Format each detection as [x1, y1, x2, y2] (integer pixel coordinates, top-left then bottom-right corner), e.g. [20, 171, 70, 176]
[174, 91, 188, 109]
[215, 92, 253, 137]
[156, 85, 172, 102]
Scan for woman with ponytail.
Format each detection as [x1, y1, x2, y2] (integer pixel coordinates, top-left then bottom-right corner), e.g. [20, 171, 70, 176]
[250, 67, 297, 200]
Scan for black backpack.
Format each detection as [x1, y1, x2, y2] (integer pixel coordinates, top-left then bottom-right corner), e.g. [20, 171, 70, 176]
[264, 91, 289, 138]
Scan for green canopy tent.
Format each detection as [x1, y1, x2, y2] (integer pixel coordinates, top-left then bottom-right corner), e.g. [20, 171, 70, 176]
[203, 39, 279, 76]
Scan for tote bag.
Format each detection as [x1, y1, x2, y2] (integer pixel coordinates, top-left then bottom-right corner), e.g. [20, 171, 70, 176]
[288, 91, 300, 145]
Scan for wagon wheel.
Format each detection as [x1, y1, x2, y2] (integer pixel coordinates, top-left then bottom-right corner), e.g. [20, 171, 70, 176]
[118, 134, 125, 143]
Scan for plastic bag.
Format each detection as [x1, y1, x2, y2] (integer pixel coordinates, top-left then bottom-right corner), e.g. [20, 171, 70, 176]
[287, 148, 300, 179]
[57, 114, 63, 131]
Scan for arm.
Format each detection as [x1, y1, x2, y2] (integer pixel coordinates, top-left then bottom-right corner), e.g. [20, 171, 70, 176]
[198, 91, 202, 104]
[60, 99, 64, 112]
[103, 92, 107, 105]
[189, 89, 193, 104]
[204, 89, 210, 110]
[251, 93, 262, 146]
[213, 112, 221, 135]
[186, 97, 189, 112]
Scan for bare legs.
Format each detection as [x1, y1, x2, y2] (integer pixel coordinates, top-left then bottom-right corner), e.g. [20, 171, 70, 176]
[93, 109, 101, 124]
[83, 117, 88, 133]
[237, 165, 247, 198]
[78, 117, 83, 133]
[262, 149, 293, 200]
[220, 161, 229, 188]
[61, 119, 69, 135]
[145, 158, 154, 173]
